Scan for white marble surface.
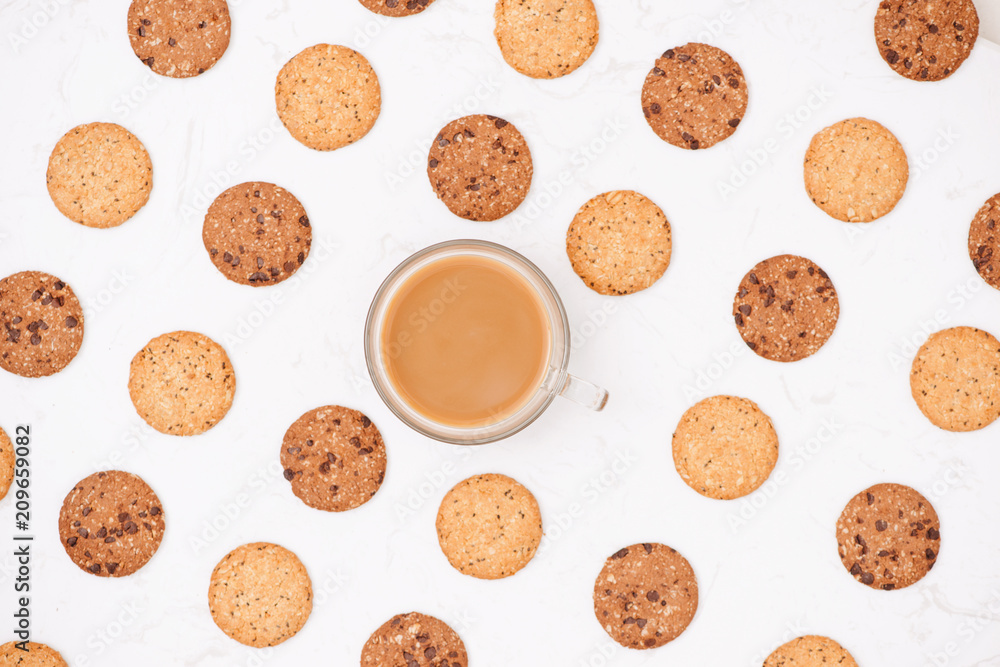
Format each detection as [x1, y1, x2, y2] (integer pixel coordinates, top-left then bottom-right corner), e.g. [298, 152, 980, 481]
[1, 1, 1000, 665]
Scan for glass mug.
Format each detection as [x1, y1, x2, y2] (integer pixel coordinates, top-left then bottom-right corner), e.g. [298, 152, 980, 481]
[365, 239, 609, 445]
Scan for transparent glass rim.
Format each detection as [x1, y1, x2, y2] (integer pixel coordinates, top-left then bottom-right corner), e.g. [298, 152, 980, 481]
[364, 239, 570, 445]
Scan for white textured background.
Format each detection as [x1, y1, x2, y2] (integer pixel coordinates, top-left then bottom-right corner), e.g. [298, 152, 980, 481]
[1, 1, 999, 666]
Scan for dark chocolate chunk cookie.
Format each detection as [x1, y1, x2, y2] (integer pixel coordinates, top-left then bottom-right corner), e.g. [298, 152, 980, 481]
[281, 406, 387, 512]
[593, 542, 698, 650]
[969, 193, 1000, 290]
[641, 43, 748, 150]
[427, 114, 533, 221]
[875, 0, 979, 82]
[127, 0, 231, 78]
[361, 612, 468, 667]
[359, 0, 435, 17]
[733, 255, 839, 362]
[836, 482, 940, 590]
[203, 182, 312, 286]
[0, 271, 84, 378]
[58, 470, 165, 577]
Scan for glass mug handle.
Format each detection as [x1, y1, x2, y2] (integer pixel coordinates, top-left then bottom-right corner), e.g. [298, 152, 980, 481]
[559, 373, 609, 411]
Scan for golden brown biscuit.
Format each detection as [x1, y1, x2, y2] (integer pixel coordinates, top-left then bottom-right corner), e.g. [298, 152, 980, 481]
[127, 0, 231, 78]
[494, 0, 599, 79]
[804, 117, 908, 223]
[0, 271, 84, 378]
[910, 326, 1000, 432]
[436, 473, 542, 579]
[0, 641, 68, 666]
[360, 612, 468, 667]
[764, 635, 859, 667]
[566, 190, 671, 296]
[46, 123, 152, 228]
[208, 542, 312, 647]
[128, 331, 236, 436]
[672, 395, 779, 500]
[275, 44, 381, 151]
[0, 427, 13, 503]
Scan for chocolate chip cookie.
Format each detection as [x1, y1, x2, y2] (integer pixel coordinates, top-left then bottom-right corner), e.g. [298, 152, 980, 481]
[0, 271, 84, 378]
[203, 182, 311, 286]
[275, 44, 381, 151]
[494, 0, 599, 79]
[641, 43, 748, 150]
[566, 190, 672, 296]
[969, 193, 1000, 290]
[58, 470, 165, 577]
[127, 0, 231, 77]
[46, 122, 153, 228]
[875, 0, 979, 81]
[281, 406, 387, 512]
[436, 473, 543, 579]
[128, 331, 236, 436]
[764, 635, 859, 667]
[910, 326, 1000, 432]
[427, 114, 533, 221]
[836, 483, 940, 590]
[593, 542, 698, 649]
[360, 612, 468, 667]
[209, 542, 313, 647]
[359, 0, 436, 16]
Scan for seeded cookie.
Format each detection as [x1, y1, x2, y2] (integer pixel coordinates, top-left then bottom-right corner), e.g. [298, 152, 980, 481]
[281, 406, 387, 512]
[672, 395, 779, 500]
[359, 0, 435, 17]
[910, 326, 1000, 432]
[58, 470, 165, 577]
[875, 0, 979, 82]
[275, 44, 381, 151]
[0, 272, 84, 378]
[764, 635, 859, 667]
[594, 542, 698, 650]
[733, 255, 839, 362]
[209, 542, 313, 647]
[494, 0, 599, 79]
[0, 427, 13, 503]
[836, 483, 940, 590]
[566, 190, 671, 296]
[427, 114, 532, 221]
[804, 118, 908, 223]
[128, 331, 235, 436]
[46, 123, 153, 228]
[203, 182, 312, 286]
[127, 0, 231, 78]
[0, 641, 69, 666]
[968, 193, 1000, 289]
[436, 473, 543, 580]
[641, 43, 748, 150]
[361, 612, 468, 667]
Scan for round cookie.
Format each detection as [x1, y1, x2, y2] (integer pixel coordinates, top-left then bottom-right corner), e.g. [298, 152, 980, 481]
[672, 395, 779, 500]
[359, 0, 435, 17]
[427, 114, 533, 221]
[361, 612, 468, 667]
[494, 0, 599, 79]
[733, 255, 839, 362]
[281, 406, 387, 512]
[764, 635, 859, 667]
[804, 118, 908, 223]
[58, 470, 165, 577]
[128, 331, 236, 436]
[836, 483, 940, 591]
[46, 123, 153, 228]
[593, 542, 698, 650]
[0, 427, 14, 503]
[875, 0, 979, 82]
[0, 641, 68, 666]
[435, 473, 543, 580]
[127, 0, 231, 78]
[275, 44, 381, 151]
[641, 43, 748, 150]
[203, 182, 312, 286]
[909, 326, 1000, 432]
[968, 193, 1000, 290]
[0, 271, 84, 378]
[566, 190, 671, 296]
[209, 542, 313, 647]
